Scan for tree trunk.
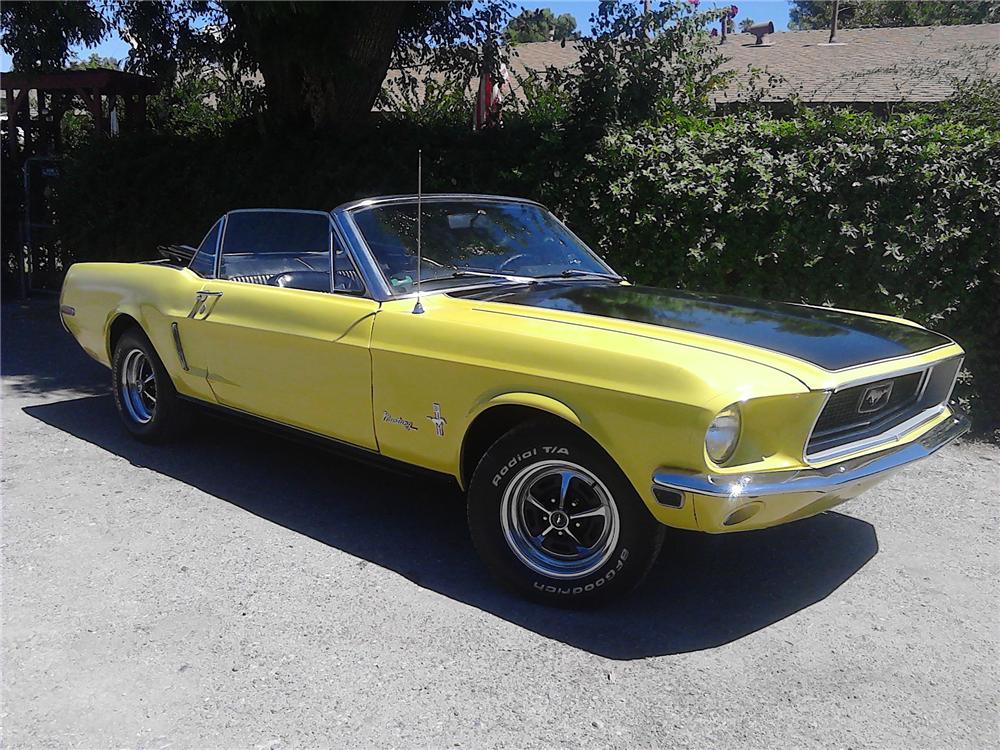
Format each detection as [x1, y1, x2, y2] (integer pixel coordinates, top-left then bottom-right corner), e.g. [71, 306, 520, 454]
[226, 2, 409, 130]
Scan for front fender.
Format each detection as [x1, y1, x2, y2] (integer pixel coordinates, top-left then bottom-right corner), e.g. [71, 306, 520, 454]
[470, 392, 584, 428]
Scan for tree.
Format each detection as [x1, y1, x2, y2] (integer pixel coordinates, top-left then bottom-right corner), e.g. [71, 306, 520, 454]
[504, 8, 578, 44]
[563, 1, 727, 134]
[67, 53, 121, 70]
[789, 1, 1000, 30]
[1, 0, 514, 129]
[0, 1, 107, 70]
[739, 17, 755, 32]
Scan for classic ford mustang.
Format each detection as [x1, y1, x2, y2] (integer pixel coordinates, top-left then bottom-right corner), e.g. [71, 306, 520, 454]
[60, 194, 968, 605]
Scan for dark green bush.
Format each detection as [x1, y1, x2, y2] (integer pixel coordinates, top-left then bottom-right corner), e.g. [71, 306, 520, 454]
[564, 111, 1000, 438]
[54, 107, 1000, 438]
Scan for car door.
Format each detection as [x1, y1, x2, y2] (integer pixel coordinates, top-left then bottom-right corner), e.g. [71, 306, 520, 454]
[169, 218, 225, 403]
[184, 209, 379, 450]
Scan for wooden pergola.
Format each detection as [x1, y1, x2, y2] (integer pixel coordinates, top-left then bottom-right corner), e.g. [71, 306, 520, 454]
[1, 68, 158, 164]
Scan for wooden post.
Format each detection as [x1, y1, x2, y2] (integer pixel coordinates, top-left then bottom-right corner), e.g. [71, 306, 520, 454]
[4, 88, 16, 163]
[78, 88, 105, 138]
[51, 94, 68, 152]
[6, 88, 28, 163]
[123, 94, 139, 130]
[21, 88, 32, 156]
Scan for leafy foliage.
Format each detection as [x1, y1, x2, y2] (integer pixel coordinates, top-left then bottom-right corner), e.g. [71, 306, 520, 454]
[67, 52, 121, 70]
[50, 99, 1000, 437]
[0, 0, 107, 70]
[559, 1, 729, 134]
[504, 8, 578, 44]
[7, 1, 997, 438]
[1, 0, 515, 129]
[565, 111, 999, 436]
[789, 1, 1000, 30]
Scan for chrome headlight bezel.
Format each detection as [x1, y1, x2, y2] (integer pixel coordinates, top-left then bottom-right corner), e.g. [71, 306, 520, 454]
[705, 403, 742, 465]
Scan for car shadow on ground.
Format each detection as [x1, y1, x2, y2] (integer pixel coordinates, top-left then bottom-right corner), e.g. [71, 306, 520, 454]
[24, 393, 879, 660]
[1, 301, 108, 396]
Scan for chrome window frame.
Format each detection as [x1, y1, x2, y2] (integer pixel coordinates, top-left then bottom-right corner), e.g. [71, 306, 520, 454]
[188, 217, 224, 278]
[212, 208, 369, 298]
[332, 194, 620, 303]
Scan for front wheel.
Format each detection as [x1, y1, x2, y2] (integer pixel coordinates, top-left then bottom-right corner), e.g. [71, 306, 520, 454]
[467, 420, 664, 606]
[112, 327, 190, 442]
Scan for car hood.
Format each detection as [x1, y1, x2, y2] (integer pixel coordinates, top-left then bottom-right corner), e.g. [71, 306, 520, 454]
[454, 282, 953, 373]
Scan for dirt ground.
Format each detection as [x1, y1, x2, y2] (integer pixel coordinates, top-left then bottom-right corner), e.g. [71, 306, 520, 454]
[2, 298, 998, 749]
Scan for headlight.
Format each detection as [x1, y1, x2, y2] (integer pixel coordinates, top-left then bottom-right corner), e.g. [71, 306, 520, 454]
[706, 404, 741, 464]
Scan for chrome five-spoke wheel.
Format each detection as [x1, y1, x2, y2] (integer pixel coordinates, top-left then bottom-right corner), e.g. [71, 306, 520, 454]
[501, 460, 621, 580]
[119, 348, 157, 424]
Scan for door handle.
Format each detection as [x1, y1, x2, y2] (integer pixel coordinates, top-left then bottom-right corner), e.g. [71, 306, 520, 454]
[189, 290, 223, 319]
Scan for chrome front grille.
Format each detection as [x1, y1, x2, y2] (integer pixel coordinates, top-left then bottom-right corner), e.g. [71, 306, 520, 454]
[806, 357, 962, 461]
[812, 371, 924, 441]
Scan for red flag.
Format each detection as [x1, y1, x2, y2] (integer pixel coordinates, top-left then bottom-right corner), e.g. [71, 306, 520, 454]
[474, 45, 508, 131]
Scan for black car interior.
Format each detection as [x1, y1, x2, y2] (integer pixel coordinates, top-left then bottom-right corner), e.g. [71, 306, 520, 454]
[221, 251, 363, 293]
[187, 211, 364, 294]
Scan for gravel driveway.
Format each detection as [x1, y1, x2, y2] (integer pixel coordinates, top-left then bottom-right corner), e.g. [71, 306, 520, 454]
[2, 298, 997, 749]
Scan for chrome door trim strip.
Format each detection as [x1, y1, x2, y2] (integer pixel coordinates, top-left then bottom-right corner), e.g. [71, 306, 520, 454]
[170, 322, 189, 371]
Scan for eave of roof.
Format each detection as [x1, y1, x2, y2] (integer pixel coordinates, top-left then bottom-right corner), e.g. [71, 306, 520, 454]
[384, 23, 1000, 106]
[0, 67, 159, 95]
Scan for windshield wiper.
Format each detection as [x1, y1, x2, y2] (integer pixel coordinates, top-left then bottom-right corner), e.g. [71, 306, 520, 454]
[532, 269, 623, 281]
[446, 270, 516, 279]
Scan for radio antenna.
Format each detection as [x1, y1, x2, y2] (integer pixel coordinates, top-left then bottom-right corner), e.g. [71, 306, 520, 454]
[412, 149, 425, 314]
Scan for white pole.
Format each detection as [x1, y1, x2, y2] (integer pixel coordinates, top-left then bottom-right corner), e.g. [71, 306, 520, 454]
[413, 149, 425, 314]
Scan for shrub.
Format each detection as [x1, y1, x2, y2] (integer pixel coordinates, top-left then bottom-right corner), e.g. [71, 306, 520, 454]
[563, 110, 1000, 437]
[52, 106, 999, 438]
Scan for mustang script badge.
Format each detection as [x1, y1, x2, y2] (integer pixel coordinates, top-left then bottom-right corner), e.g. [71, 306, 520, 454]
[858, 382, 894, 414]
[383, 411, 417, 431]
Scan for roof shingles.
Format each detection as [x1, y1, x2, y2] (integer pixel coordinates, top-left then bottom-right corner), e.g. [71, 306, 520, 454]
[500, 23, 1000, 105]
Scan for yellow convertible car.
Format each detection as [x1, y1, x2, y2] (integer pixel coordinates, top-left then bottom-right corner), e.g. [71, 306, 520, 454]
[60, 194, 968, 605]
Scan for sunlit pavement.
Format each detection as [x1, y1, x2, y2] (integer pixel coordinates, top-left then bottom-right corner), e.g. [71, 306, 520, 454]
[3, 298, 997, 749]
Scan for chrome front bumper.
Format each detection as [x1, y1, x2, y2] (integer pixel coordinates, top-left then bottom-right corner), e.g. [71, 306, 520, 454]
[652, 411, 969, 530]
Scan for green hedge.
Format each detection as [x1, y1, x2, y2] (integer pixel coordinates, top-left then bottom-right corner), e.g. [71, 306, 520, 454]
[54, 110, 1000, 438]
[562, 112, 1000, 438]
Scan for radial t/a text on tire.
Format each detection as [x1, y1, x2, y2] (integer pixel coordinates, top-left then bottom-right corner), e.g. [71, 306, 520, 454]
[467, 419, 664, 606]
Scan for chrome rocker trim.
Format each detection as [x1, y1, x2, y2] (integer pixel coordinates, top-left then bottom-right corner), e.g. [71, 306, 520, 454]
[653, 411, 969, 501]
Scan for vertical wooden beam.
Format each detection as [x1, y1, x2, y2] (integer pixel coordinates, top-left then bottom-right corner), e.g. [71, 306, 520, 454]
[4, 88, 17, 163]
[77, 88, 105, 138]
[37, 89, 49, 154]
[50, 92, 68, 152]
[7, 88, 29, 162]
[21, 87, 33, 156]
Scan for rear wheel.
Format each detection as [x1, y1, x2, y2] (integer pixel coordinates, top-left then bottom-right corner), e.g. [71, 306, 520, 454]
[112, 328, 190, 442]
[468, 420, 664, 607]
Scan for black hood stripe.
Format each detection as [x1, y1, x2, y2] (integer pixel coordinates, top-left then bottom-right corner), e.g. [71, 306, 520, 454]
[454, 282, 953, 372]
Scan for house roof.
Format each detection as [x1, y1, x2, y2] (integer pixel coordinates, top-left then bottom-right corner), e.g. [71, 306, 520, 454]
[714, 23, 1000, 104]
[0, 68, 159, 95]
[467, 23, 999, 106]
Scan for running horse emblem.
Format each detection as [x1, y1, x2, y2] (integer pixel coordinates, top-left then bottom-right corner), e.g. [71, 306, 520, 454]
[427, 402, 447, 437]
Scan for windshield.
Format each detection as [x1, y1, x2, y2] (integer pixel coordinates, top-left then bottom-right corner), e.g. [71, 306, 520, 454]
[350, 199, 616, 294]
